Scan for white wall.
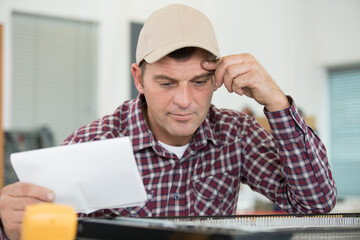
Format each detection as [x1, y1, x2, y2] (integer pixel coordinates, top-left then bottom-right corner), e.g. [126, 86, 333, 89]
[1, 0, 360, 149]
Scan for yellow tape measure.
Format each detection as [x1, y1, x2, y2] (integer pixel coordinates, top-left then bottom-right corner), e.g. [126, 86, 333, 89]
[22, 203, 77, 240]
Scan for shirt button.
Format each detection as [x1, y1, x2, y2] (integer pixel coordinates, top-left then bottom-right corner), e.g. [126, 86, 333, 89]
[174, 193, 179, 200]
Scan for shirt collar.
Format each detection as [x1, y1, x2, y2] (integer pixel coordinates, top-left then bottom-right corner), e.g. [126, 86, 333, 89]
[127, 94, 156, 152]
[190, 108, 219, 151]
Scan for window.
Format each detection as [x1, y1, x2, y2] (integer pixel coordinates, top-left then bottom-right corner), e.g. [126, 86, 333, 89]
[329, 67, 360, 197]
[11, 12, 98, 145]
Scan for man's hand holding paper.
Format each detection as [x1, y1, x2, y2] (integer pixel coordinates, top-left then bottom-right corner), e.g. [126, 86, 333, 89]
[10, 137, 147, 213]
[0, 182, 55, 240]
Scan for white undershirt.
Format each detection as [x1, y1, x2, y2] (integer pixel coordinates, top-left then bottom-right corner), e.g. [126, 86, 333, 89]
[158, 141, 189, 159]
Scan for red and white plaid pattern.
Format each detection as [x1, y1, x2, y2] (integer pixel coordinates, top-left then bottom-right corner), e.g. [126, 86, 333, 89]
[0, 94, 337, 239]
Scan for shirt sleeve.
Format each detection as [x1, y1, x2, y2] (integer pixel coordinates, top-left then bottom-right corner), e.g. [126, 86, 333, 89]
[241, 96, 337, 214]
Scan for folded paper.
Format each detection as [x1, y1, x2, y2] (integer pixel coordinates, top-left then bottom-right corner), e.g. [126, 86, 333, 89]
[11, 137, 147, 214]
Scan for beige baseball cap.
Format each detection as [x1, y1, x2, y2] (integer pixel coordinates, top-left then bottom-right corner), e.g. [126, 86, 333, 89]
[136, 4, 221, 65]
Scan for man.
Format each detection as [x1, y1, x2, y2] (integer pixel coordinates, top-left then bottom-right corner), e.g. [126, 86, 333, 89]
[0, 4, 336, 240]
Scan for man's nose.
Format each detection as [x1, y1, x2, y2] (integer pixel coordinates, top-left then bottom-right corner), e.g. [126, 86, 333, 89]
[173, 85, 192, 108]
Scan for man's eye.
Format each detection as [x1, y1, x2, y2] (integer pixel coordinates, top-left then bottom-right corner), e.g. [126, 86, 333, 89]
[193, 79, 208, 86]
[160, 82, 173, 87]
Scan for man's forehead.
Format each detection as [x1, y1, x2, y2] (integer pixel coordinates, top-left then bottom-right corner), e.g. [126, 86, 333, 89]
[153, 50, 209, 68]
[158, 48, 212, 63]
[150, 57, 210, 77]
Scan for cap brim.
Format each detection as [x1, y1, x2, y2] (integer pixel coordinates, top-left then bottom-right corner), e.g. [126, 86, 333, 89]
[142, 41, 221, 64]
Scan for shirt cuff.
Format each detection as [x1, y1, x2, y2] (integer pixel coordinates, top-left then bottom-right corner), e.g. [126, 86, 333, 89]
[263, 96, 308, 140]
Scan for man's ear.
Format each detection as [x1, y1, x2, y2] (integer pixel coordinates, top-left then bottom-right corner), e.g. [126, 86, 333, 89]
[131, 63, 144, 94]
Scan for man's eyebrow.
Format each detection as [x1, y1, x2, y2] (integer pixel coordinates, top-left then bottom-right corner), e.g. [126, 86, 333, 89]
[153, 74, 177, 81]
[153, 72, 214, 82]
[190, 72, 214, 81]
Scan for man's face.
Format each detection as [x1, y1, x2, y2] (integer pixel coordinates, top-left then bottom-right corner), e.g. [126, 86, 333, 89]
[137, 49, 215, 146]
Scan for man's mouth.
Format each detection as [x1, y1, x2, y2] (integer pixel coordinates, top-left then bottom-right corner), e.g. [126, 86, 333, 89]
[170, 113, 194, 121]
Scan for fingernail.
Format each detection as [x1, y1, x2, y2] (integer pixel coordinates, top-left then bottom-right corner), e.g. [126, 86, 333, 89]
[47, 192, 55, 201]
[203, 61, 210, 65]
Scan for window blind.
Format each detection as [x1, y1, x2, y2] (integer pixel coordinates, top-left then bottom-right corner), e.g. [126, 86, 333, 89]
[11, 12, 98, 145]
[329, 68, 360, 196]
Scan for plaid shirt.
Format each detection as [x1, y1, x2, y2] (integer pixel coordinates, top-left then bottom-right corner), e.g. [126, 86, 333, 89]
[65, 94, 336, 218]
[0, 94, 337, 239]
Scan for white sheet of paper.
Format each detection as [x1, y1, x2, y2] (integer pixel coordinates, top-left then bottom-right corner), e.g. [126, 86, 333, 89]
[11, 137, 147, 214]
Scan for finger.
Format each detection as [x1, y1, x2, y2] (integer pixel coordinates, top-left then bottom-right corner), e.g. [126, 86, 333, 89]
[201, 59, 219, 71]
[1, 195, 28, 214]
[5, 195, 47, 211]
[222, 63, 252, 93]
[232, 72, 256, 98]
[202, 59, 223, 89]
[2, 210, 23, 240]
[232, 75, 251, 96]
[3, 182, 55, 202]
[2, 208, 24, 225]
[214, 56, 247, 91]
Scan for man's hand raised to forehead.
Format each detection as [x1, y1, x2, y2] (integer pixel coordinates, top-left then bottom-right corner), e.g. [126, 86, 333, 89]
[202, 53, 290, 112]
